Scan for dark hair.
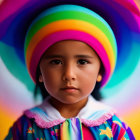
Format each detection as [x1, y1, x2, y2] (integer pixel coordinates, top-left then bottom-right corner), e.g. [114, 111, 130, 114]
[34, 65, 104, 101]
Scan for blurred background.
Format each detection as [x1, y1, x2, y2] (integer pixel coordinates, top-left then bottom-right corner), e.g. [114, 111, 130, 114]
[0, 0, 140, 139]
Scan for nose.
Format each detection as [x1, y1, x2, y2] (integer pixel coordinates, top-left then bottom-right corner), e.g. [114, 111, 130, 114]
[62, 63, 76, 82]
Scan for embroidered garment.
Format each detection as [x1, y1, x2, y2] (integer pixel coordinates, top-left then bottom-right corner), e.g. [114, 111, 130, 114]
[5, 96, 135, 140]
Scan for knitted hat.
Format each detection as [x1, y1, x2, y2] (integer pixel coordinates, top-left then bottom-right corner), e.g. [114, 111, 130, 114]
[0, 0, 140, 90]
[24, 4, 117, 87]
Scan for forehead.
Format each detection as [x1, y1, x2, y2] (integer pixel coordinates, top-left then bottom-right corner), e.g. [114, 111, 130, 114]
[42, 40, 98, 57]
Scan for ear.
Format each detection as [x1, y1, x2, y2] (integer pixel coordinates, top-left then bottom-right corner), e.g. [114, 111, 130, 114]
[96, 74, 102, 82]
[39, 74, 43, 83]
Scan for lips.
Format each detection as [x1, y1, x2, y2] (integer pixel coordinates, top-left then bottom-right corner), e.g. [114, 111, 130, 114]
[60, 86, 79, 93]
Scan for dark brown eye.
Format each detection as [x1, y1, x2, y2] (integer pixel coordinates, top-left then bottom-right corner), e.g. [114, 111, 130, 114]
[50, 59, 62, 65]
[78, 59, 89, 65]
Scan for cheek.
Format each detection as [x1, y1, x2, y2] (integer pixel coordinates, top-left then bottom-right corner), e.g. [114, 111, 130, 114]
[80, 65, 99, 80]
[41, 67, 57, 81]
[81, 76, 97, 93]
[79, 68, 99, 93]
[41, 69, 60, 91]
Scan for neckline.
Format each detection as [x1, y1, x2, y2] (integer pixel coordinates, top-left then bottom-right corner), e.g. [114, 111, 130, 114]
[24, 96, 116, 128]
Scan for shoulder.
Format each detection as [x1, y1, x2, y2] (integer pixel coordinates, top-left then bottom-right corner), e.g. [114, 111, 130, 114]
[80, 96, 135, 139]
[5, 113, 52, 140]
[14, 114, 36, 132]
[23, 98, 65, 128]
[83, 114, 135, 139]
[5, 115, 34, 140]
[80, 96, 116, 127]
[107, 114, 135, 139]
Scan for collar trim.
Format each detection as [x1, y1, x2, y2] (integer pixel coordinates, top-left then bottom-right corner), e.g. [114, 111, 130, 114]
[24, 96, 115, 128]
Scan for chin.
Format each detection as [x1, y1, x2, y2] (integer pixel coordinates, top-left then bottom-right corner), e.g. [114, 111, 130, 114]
[59, 98, 82, 105]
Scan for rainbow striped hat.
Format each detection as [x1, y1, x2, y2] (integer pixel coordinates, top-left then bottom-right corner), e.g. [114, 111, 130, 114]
[0, 0, 140, 91]
[24, 5, 117, 87]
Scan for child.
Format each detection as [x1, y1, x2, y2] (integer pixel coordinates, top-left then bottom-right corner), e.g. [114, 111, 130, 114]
[5, 4, 135, 140]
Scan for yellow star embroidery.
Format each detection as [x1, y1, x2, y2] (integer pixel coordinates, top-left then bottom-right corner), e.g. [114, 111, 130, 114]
[100, 127, 113, 138]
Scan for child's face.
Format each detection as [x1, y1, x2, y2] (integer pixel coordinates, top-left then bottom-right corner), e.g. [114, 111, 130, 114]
[39, 40, 101, 104]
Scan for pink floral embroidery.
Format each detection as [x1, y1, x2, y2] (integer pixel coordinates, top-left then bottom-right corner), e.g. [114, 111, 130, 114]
[50, 129, 59, 136]
[50, 131, 55, 135]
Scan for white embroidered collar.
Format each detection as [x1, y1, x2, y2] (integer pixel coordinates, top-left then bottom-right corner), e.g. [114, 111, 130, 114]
[24, 95, 115, 128]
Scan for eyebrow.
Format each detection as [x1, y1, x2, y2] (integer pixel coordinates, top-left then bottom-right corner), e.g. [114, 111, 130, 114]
[45, 55, 62, 59]
[44, 54, 94, 59]
[75, 55, 94, 58]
